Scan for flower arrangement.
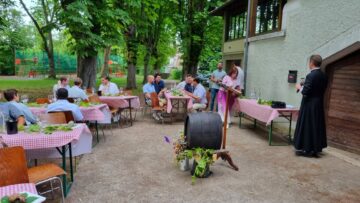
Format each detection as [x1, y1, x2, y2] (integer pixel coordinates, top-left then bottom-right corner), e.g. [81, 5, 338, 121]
[171, 132, 215, 184]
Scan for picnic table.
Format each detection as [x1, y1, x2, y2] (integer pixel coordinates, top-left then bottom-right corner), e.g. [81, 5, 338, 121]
[0, 183, 38, 198]
[234, 99, 299, 145]
[164, 91, 193, 122]
[1, 124, 92, 197]
[99, 96, 140, 126]
[29, 104, 111, 124]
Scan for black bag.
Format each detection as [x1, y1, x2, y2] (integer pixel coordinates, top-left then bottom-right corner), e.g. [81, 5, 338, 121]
[271, 101, 286, 109]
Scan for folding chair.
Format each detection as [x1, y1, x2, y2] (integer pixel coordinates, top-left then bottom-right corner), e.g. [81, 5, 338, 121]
[0, 145, 65, 203]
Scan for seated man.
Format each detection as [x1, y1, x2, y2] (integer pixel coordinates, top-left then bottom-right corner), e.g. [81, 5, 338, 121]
[2, 89, 37, 124]
[176, 74, 194, 93]
[143, 75, 163, 121]
[53, 76, 70, 100]
[69, 77, 89, 101]
[186, 78, 207, 111]
[0, 92, 25, 126]
[153, 73, 165, 94]
[47, 88, 84, 121]
[99, 76, 119, 95]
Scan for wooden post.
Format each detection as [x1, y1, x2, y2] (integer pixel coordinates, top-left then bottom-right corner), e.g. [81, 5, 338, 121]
[222, 89, 231, 149]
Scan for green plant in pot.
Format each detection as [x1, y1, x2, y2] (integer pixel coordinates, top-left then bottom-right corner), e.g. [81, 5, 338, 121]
[178, 147, 215, 184]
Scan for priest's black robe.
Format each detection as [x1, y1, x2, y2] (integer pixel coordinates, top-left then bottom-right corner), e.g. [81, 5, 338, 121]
[294, 68, 328, 153]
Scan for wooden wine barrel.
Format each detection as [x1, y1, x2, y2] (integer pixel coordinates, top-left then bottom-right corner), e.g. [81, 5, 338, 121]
[185, 112, 223, 149]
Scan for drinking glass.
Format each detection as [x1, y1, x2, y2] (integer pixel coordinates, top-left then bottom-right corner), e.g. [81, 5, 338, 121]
[21, 95, 29, 104]
[48, 95, 54, 103]
[119, 87, 124, 96]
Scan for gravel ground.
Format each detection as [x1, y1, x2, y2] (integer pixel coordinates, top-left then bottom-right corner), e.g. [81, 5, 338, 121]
[64, 116, 360, 203]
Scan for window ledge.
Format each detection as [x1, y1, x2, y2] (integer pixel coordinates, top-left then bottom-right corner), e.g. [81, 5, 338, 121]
[248, 30, 286, 42]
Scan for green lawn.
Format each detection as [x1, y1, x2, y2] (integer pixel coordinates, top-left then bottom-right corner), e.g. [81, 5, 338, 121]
[0, 76, 144, 101]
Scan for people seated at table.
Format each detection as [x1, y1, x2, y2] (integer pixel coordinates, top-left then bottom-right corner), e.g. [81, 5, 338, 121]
[143, 75, 164, 121]
[69, 78, 89, 101]
[217, 67, 241, 128]
[153, 73, 165, 94]
[99, 76, 119, 96]
[186, 78, 207, 111]
[0, 92, 25, 126]
[47, 88, 84, 121]
[176, 74, 194, 93]
[53, 76, 70, 100]
[2, 89, 37, 125]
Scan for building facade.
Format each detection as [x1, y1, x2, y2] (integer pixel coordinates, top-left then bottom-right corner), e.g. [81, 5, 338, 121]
[212, 0, 360, 153]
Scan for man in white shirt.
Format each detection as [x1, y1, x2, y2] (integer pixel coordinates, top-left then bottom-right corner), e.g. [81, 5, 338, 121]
[186, 78, 207, 111]
[99, 76, 119, 96]
[53, 76, 70, 99]
[69, 78, 88, 101]
[233, 61, 245, 92]
[47, 88, 84, 121]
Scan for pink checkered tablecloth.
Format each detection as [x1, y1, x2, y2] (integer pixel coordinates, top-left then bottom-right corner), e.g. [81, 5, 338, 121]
[29, 104, 111, 123]
[164, 92, 193, 113]
[0, 183, 38, 198]
[99, 96, 140, 109]
[1, 124, 90, 150]
[233, 99, 299, 126]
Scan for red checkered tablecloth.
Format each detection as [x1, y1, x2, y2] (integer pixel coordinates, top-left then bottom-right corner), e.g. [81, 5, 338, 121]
[164, 92, 193, 113]
[0, 183, 38, 198]
[29, 104, 111, 123]
[233, 99, 299, 126]
[99, 96, 140, 109]
[1, 124, 90, 150]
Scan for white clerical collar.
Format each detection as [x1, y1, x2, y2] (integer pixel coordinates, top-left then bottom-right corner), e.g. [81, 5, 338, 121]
[311, 67, 320, 71]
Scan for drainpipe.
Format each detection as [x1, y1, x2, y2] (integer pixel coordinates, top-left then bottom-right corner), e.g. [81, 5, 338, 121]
[243, 0, 252, 95]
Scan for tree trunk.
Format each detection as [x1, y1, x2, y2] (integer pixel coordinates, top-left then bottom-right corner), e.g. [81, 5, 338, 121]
[47, 31, 56, 78]
[143, 50, 151, 84]
[125, 32, 138, 89]
[77, 55, 97, 89]
[101, 46, 111, 77]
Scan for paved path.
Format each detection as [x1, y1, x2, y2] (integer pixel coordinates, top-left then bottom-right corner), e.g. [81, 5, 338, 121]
[66, 117, 360, 203]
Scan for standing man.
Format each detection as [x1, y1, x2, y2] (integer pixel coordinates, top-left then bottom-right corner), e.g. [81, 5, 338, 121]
[294, 55, 328, 157]
[209, 62, 226, 111]
[233, 61, 245, 93]
[153, 73, 165, 94]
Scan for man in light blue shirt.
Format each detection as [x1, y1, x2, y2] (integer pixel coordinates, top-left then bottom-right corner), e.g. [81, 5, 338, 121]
[69, 78, 89, 101]
[187, 78, 207, 111]
[47, 88, 84, 121]
[143, 75, 156, 104]
[2, 89, 37, 124]
[209, 63, 226, 111]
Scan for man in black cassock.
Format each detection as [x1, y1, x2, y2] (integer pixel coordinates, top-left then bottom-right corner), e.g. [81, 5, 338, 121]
[294, 55, 328, 157]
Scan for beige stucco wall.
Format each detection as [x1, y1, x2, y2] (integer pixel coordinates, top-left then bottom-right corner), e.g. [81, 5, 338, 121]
[224, 39, 244, 55]
[246, 0, 360, 107]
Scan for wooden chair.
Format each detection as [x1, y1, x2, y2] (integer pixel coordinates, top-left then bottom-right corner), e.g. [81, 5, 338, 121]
[88, 95, 101, 103]
[36, 98, 50, 104]
[206, 90, 211, 110]
[123, 90, 132, 96]
[67, 98, 75, 103]
[39, 112, 67, 124]
[47, 111, 75, 123]
[150, 92, 167, 124]
[86, 88, 93, 94]
[0, 146, 65, 202]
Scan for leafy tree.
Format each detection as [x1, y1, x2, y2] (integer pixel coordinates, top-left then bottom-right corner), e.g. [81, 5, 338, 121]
[0, 8, 32, 75]
[176, 0, 223, 78]
[198, 16, 223, 73]
[60, 0, 132, 88]
[19, 0, 60, 78]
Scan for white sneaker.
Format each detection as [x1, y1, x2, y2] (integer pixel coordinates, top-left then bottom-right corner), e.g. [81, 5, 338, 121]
[152, 113, 160, 121]
[157, 113, 164, 120]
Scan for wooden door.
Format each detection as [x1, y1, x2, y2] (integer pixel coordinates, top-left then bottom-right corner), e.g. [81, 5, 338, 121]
[325, 50, 360, 153]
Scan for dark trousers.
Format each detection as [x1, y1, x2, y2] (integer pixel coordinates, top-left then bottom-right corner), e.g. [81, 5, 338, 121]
[210, 88, 219, 111]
